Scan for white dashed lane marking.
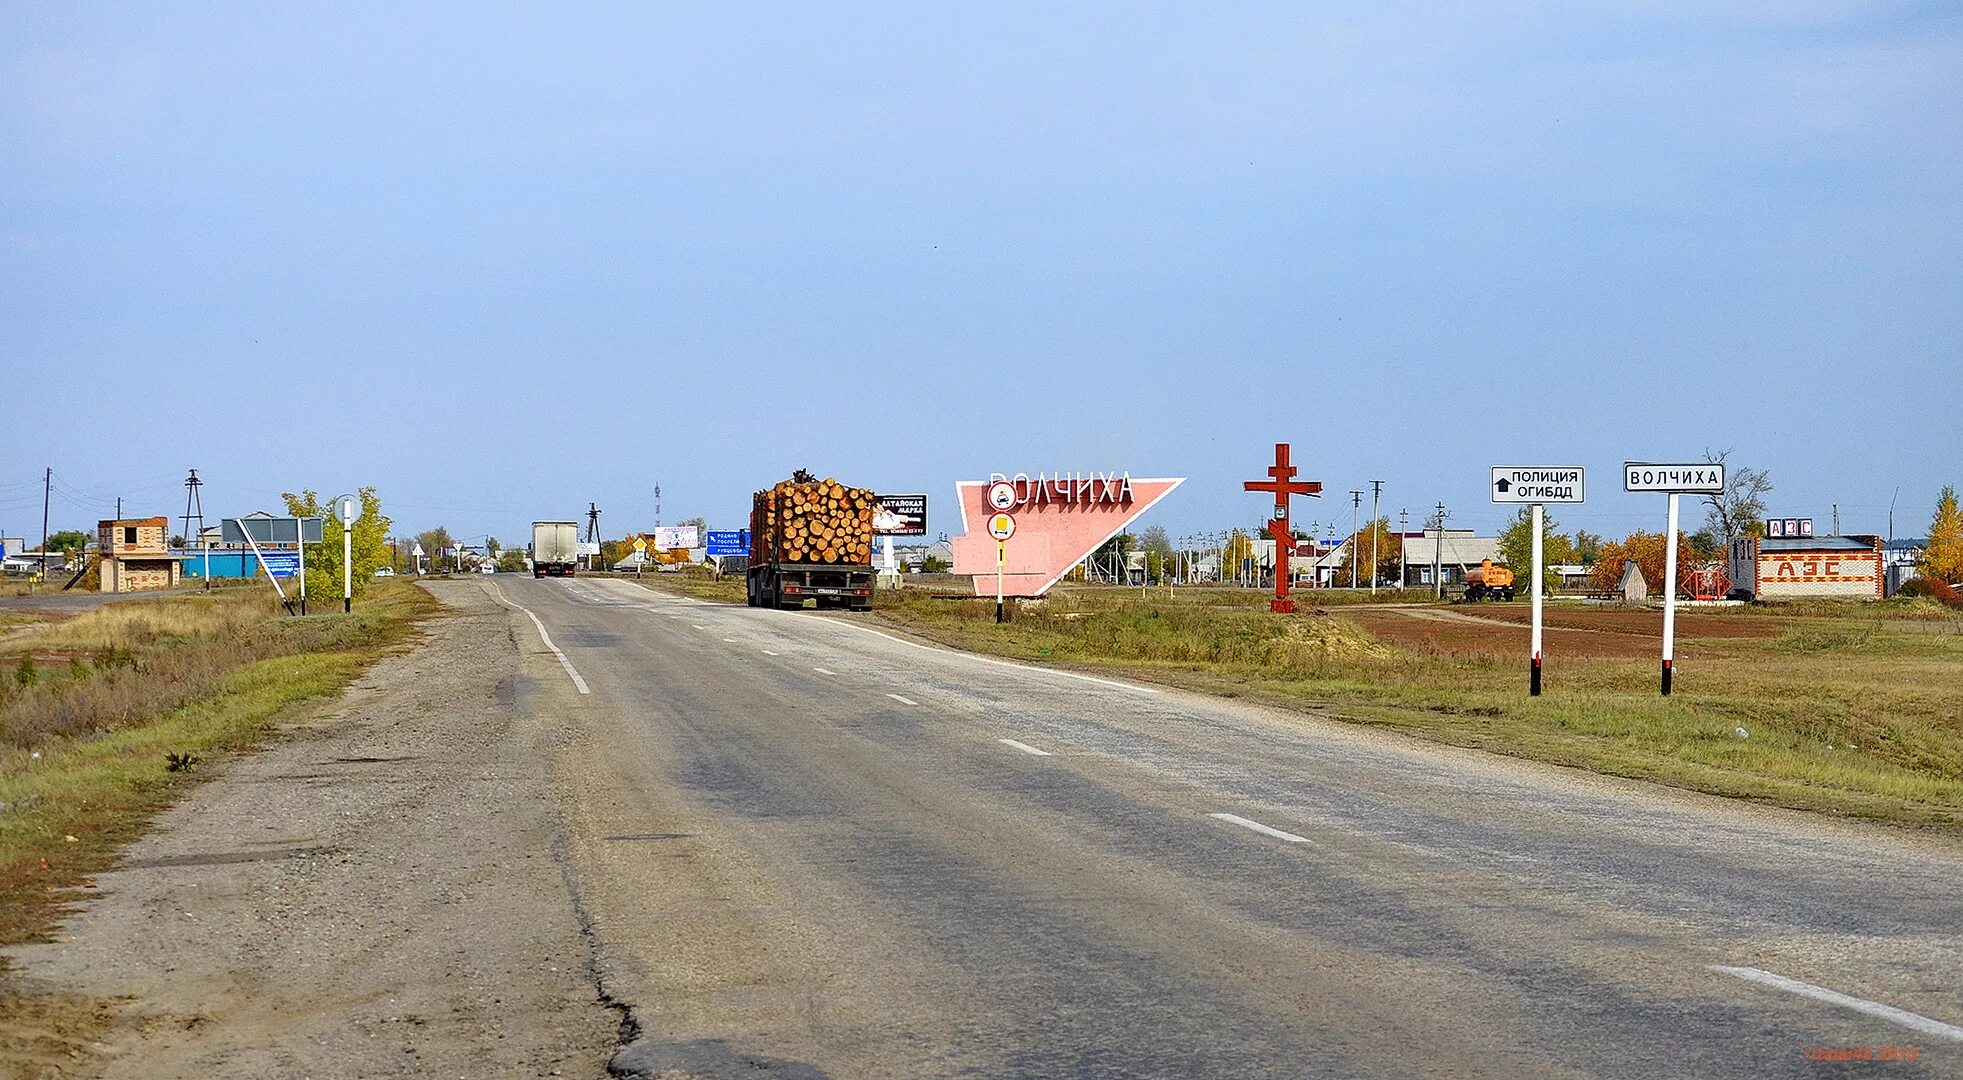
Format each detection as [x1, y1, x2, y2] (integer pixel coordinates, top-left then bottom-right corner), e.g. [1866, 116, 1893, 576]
[998, 738, 1052, 757]
[1713, 966, 1963, 1043]
[886, 693, 919, 706]
[1209, 813, 1310, 844]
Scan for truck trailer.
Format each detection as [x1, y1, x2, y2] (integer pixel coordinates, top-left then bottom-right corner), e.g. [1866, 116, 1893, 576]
[531, 521, 580, 578]
[746, 474, 876, 610]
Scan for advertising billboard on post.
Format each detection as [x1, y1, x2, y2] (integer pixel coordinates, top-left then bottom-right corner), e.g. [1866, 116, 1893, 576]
[654, 525, 700, 550]
[872, 494, 928, 536]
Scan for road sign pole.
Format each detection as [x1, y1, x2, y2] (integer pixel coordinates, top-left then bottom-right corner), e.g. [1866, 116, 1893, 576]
[996, 540, 1006, 624]
[297, 532, 307, 615]
[1530, 502, 1543, 696]
[1662, 491, 1680, 696]
[342, 499, 354, 614]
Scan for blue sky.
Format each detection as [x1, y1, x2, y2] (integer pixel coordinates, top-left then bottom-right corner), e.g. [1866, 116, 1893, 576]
[4, 3, 1958, 548]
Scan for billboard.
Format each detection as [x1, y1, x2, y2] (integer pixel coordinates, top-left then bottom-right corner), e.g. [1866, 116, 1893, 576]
[654, 525, 700, 550]
[950, 472, 1184, 597]
[872, 494, 928, 536]
[222, 516, 324, 545]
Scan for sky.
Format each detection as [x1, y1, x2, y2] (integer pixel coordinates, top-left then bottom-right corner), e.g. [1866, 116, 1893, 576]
[4, 3, 1959, 550]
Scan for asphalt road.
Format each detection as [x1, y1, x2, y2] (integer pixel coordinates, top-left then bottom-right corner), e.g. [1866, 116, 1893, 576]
[491, 575, 1961, 1079]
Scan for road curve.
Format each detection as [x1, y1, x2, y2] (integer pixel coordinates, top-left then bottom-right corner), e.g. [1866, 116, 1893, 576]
[493, 575, 1962, 1079]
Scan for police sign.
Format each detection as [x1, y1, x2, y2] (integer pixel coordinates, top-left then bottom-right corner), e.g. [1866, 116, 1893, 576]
[1491, 466, 1585, 504]
[1623, 462, 1725, 493]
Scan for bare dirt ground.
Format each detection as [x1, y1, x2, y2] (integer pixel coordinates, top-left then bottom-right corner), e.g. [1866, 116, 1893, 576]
[0, 583, 616, 1080]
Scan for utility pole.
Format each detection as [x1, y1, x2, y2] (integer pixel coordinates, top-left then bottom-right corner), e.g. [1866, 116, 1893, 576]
[585, 503, 602, 570]
[1348, 490, 1363, 588]
[116, 497, 122, 519]
[654, 483, 662, 529]
[1398, 509, 1409, 589]
[40, 467, 51, 583]
[1368, 479, 1384, 594]
[1832, 503, 1840, 536]
[181, 469, 204, 553]
[1431, 501, 1448, 600]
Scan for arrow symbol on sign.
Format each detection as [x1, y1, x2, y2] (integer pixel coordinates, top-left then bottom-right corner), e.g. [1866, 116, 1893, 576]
[1495, 478, 1511, 493]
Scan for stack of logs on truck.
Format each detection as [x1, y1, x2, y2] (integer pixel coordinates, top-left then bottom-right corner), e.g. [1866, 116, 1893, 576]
[747, 473, 877, 610]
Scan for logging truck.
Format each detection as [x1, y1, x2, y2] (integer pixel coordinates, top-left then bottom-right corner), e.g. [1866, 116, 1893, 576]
[1462, 559, 1515, 601]
[747, 472, 878, 611]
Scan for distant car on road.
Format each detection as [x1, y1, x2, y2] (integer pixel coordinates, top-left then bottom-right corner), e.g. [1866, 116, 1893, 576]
[373, 567, 395, 578]
[478, 564, 496, 574]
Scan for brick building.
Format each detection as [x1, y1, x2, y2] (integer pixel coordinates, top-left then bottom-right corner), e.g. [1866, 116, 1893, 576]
[98, 516, 184, 593]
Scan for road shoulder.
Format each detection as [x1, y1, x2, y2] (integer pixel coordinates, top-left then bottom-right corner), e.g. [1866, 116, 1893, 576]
[0, 581, 616, 1080]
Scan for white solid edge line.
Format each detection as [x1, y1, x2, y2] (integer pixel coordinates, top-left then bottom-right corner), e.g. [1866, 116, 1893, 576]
[487, 584, 591, 695]
[886, 693, 919, 706]
[795, 616, 1159, 695]
[998, 738, 1052, 757]
[1209, 812, 1310, 844]
[1712, 966, 1963, 1043]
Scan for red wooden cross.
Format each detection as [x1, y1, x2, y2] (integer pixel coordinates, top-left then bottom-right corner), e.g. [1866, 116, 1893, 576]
[1243, 442, 1322, 613]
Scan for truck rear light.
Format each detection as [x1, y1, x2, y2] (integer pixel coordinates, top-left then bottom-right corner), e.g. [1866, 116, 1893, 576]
[784, 584, 801, 593]
[854, 589, 870, 595]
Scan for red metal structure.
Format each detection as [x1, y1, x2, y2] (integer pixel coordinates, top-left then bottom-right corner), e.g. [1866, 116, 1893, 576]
[1243, 443, 1323, 613]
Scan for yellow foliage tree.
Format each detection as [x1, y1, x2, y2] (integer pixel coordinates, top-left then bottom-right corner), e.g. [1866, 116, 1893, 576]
[1921, 486, 1963, 583]
[1588, 530, 1696, 596]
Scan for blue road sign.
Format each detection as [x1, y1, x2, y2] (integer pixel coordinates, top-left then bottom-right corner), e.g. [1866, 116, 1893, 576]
[706, 530, 749, 557]
[257, 552, 301, 578]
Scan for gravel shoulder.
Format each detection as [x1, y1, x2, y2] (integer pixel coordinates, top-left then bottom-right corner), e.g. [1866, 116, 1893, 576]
[0, 581, 616, 1080]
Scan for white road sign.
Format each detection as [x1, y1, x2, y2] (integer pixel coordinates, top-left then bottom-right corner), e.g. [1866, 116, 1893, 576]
[987, 512, 1017, 541]
[1623, 462, 1724, 494]
[987, 481, 1017, 511]
[1491, 466, 1585, 504]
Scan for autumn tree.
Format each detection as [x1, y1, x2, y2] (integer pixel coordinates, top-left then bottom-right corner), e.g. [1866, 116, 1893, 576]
[415, 526, 454, 571]
[1496, 508, 1576, 594]
[1334, 518, 1402, 587]
[1701, 448, 1772, 543]
[1222, 529, 1257, 578]
[1921, 486, 1963, 583]
[281, 487, 394, 599]
[1138, 525, 1174, 558]
[1572, 530, 1603, 566]
[1588, 530, 1696, 596]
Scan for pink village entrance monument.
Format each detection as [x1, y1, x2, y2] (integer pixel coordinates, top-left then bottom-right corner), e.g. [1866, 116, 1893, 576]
[950, 472, 1184, 597]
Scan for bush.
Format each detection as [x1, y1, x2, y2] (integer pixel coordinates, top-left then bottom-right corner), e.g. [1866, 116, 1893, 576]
[1898, 577, 1963, 611]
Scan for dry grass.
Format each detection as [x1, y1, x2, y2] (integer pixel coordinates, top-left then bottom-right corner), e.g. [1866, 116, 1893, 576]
[0, 581, 438, 954]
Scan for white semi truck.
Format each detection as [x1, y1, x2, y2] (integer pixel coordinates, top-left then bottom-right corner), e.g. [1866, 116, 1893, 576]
[531, 521, 580, 578]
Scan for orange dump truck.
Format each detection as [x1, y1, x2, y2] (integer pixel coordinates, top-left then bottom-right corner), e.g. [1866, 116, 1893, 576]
[1463, 559, 1515, 601]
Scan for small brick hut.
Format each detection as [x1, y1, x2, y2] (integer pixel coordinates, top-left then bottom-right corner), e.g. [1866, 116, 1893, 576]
[98, 516, 184, 593]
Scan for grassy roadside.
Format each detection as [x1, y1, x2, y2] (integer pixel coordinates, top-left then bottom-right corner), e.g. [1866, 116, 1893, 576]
[633, 574, 1963, 827]
[0, 582, 438, 954]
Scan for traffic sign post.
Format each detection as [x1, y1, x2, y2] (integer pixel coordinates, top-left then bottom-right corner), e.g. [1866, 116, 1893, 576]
[1493, 467, 1585, 696]
[1624, 462, 1721, 695]
[633, 536, 647, 579]
[332, 495, 356, 613]
[987, 511, 1016, 623]
[986, 481, 1017, 512]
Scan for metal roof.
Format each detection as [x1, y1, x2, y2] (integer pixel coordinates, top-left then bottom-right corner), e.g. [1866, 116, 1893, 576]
[1758, 536, 1876, 552]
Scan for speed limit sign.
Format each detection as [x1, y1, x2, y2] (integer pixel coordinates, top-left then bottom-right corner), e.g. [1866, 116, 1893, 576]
[987, 512, 1017, 541]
